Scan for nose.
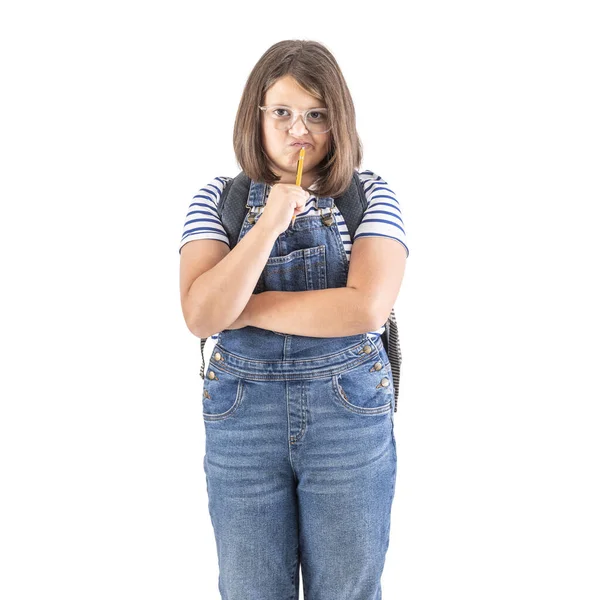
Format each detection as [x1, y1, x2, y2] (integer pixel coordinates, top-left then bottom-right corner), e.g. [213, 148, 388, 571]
[288, 113, 309, 135]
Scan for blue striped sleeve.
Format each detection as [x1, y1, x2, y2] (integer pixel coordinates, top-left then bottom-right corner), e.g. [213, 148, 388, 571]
[179, 176, 233, 254]
[355, 170, 409, 258]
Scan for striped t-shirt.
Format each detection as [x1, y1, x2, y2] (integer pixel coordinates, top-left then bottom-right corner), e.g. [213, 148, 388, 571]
[179, 169, 409, 342]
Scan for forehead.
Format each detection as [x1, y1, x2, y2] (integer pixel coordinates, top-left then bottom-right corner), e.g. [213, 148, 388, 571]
[264, 76, 325, 108]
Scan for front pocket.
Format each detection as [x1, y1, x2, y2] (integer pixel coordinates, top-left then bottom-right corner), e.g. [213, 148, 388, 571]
[202, 364, 244, 422]
[258, 245, 327, 293]
[332, 358, 394, 415]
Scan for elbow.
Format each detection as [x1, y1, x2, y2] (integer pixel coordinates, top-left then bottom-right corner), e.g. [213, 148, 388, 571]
[185, 320, 206, 339]
[182, 297, 214, 339]
[349, 287, 385, 334]
[185, 310, 217, 339]
[186, 319, 215, 340]
[183, 311, 204, 339]
[367, 304, 388, 333]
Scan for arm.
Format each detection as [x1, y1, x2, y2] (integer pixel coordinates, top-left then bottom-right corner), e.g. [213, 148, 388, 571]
[228, 237, 407, 336]
[224, 172, 409, 337]
[185, 221, 279, 338]
[232, 288, 376, 337]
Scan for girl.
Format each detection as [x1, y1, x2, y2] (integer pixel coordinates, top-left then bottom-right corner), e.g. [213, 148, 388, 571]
[179, 40, 409, 600]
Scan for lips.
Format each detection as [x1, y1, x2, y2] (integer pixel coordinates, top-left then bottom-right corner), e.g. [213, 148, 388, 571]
[290, 142, 312, 148]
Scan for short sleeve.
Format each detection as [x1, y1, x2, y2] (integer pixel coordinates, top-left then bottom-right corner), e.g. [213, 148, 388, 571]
[179, 176, 233, 254]
[355, 170, 409, 258]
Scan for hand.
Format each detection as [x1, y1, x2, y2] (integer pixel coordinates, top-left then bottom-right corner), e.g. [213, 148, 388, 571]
[258, 183, 310, 236]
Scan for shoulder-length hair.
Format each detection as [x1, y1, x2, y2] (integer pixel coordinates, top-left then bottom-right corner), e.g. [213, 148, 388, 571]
[233, 40, 363, 199]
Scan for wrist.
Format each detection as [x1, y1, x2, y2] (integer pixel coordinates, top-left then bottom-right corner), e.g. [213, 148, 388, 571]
[254, 218, 280, 243]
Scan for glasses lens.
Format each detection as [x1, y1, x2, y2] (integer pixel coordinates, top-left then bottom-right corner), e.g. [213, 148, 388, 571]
[264, 106, 331, 133]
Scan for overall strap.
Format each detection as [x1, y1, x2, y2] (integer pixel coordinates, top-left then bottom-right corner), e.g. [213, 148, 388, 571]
[219, 170, 368, 244]
[217, 170, 367, 241]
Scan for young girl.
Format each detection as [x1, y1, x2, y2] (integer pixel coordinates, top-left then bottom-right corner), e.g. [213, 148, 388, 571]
[179, 40, 409, 600]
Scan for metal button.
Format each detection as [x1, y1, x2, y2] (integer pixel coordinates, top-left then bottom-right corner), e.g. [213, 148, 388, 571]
[203, 390, 210, 398]
[381, 377, 390, 387]
[321, 213, 334, 226]
[362, 345, 372, 354]
[208, 371, 216, 380]
[374, 362, 383, 371]
[214, 352, 222, 361]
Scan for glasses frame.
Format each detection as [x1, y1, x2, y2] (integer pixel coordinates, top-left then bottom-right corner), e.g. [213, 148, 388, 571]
[258, 104, 332, 134]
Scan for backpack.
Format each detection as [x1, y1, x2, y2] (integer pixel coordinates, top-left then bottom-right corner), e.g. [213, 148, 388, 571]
[199, 171, 403, 412]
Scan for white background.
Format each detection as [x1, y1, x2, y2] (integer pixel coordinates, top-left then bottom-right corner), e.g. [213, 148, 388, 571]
[1, 1, 599, 598]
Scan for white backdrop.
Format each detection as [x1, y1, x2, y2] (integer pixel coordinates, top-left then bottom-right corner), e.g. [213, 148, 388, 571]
[1, 1, 599, 598]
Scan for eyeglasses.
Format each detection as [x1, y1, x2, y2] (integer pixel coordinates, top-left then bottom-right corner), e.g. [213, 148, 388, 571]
[258, 104, 332, 134]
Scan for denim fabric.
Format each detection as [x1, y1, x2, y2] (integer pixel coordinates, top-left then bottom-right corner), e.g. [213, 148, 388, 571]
[202, 179, 397, 599]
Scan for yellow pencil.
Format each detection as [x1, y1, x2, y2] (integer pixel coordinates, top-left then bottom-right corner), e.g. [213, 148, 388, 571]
[291, 146, 306, 227]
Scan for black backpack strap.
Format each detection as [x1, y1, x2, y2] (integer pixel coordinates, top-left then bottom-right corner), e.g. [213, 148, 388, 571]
[200, 337, 207, 379]
[218, 171, 251, 250]
[334, 171, 369, 240]
[386, 308, 402, 413]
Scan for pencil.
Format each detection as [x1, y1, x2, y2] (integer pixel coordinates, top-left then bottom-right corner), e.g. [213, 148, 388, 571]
[291, 146, 306, 227]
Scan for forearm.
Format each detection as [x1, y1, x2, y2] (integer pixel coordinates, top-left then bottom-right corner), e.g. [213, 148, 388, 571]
[243, 288, 376, 337]
[187, 222, 279, 338]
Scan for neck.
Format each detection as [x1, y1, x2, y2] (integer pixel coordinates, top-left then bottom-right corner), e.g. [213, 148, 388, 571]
[274, 173, 316, 189]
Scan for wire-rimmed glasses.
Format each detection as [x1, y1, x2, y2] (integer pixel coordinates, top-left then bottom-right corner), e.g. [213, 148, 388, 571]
[258, 105, 332, 134]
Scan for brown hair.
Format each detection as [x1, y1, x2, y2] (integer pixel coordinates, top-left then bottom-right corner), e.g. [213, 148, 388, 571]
[233, 40, 363, 199]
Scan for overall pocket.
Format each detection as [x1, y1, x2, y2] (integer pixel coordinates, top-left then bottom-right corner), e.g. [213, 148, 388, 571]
[255, 245, 327, 293]
[202, 357, 244, 422]
[331, 353, 394, 416]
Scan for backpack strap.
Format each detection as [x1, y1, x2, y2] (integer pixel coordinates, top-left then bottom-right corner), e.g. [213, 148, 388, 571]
[334, 171, 368, 240]
[218, 172, 251, 250]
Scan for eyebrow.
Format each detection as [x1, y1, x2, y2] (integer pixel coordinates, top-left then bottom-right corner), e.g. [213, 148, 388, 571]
[270, 103, 327, 110]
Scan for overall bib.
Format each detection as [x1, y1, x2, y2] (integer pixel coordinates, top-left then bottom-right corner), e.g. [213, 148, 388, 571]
[202, 179, 398, 600]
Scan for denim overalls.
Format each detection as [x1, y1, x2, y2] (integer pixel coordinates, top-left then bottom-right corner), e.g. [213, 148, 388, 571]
[202, 179, 397, 600]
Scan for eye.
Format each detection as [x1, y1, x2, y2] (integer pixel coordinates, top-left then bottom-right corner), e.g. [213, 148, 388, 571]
[307, 110, 326, 122]
[272, 108, 290, 118]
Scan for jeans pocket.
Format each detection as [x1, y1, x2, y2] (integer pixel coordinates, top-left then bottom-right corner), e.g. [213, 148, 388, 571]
[259, 245, 327, 292]
[331, 358, 394, 415]
[202, 363, 244, 422]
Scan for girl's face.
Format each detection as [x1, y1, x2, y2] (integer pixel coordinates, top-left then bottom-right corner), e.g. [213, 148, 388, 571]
[261, 75, 331, 190]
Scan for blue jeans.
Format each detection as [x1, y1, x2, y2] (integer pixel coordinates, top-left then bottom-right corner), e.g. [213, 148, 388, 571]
[202, 327, 397, 600]
[201, 178, 397, 598]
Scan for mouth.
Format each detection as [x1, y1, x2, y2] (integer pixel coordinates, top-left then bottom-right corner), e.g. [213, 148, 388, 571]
[290, 142, 312, 148]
